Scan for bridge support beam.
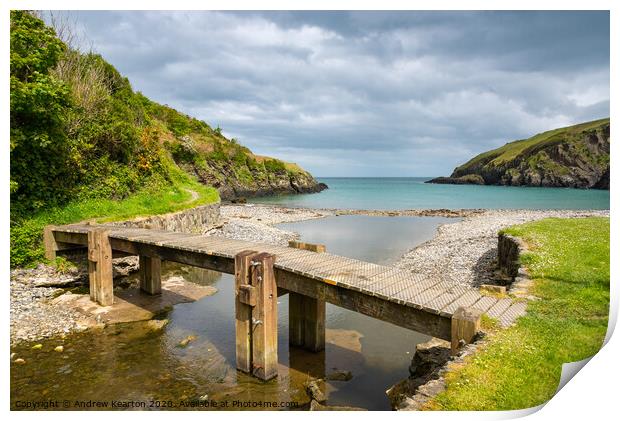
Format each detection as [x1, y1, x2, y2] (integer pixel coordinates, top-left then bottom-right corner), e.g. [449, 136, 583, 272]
[288, 240, 326, 352]
[289, 293, 325, 352]
[235, 250, 278, 381]
[139, 256, 162, 295]
[44, 225, 83, 261]
[87, 229, 114, 306]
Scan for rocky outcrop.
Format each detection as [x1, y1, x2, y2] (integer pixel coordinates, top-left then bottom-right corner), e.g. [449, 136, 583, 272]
[181, 160, 327, 200]
[386, 338, 452, 410]
[427, 174, 485, 185]
[427, 119, 610, 189]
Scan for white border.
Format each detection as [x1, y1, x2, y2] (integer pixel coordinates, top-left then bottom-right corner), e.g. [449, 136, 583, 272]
[1, 1, 616, 420]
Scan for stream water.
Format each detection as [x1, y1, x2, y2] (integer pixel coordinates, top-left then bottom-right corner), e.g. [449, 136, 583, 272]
[11, 215, 456, 411]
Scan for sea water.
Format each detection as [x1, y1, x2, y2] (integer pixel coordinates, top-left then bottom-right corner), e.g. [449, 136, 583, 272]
[251, 177, 610, 210]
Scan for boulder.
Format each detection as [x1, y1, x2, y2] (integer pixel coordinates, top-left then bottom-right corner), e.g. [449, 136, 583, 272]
[325, 370, 353, 382]
[409, 338, 451, 378]
[305, 379, 327, 403]
[309, 400, 365, 411]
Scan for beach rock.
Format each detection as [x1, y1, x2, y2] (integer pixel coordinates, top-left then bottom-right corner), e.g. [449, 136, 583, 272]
[31, 344, 43, 350]
[146, 319, 169, 332]
[325, 370, 353, 381]
[54, 345, 64, 352]
[480, 284, 507, 294]
[409, 338, 451, 378]
[305, 379, 327, 403]
[112, 256, 140, 278]
[14, 358, 26, 365]
[386, 338, 451, 410]
[178, 335, 197, 348]
[309, 400, 365, 411]
[33, 275, 84, 288]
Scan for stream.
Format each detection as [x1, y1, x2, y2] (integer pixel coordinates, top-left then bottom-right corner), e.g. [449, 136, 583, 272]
[11, 215, 456, 410]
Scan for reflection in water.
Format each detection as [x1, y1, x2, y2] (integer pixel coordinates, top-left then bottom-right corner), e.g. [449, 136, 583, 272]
[11, 215, 455, 410]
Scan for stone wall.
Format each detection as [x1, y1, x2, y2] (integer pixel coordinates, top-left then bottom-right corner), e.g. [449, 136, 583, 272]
[110, 203, 221, 234]
[497, 233, 525, 279]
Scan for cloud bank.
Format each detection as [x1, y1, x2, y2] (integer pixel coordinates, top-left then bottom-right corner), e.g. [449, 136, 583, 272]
[64, 11, 609, 176]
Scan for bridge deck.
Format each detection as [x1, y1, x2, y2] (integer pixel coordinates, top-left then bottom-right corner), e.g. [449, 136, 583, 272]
[49, 224, 526, 339]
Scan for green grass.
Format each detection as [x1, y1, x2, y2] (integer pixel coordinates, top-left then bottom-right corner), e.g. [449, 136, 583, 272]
[10, 165, 219, 268]
[426, 217, 609, 410]
[456, 118, 609, 170]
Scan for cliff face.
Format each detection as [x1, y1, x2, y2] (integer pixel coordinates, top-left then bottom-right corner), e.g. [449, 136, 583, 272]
[179, 157, 327, 200]
[428, 119, 610, 189]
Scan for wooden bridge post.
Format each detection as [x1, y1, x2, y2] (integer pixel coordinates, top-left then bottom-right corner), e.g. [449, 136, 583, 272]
[250, 252, 278, 381]
[303, 297, 326, 352]
[451, 306, 483, 355]
[87, 228, 114, 306]
[139, 256, 162, 295]
[235, 250, 258, 373]
[289, 292, 305, 347]
[288, 241, 326, 352]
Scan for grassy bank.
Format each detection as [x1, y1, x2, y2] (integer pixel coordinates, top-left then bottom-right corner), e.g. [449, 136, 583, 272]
[10, 166, 219, 268]
[426, 217, 609, 410]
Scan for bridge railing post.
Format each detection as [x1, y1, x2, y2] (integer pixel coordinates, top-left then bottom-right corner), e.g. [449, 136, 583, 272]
[87, 228, 114, 306]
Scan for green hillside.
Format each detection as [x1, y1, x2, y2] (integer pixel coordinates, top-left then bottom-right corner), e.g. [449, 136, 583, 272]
[428, 118, 610, 189]
[10, 11, 324, 267]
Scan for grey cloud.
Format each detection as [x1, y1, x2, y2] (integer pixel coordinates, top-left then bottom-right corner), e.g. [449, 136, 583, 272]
[51, 10, 610, 176]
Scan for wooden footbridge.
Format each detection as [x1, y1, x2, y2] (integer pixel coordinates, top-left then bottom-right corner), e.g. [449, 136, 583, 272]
[44, 224, 526, 380]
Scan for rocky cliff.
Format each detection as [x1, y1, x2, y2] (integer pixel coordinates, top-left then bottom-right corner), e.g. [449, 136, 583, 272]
[180, 156, 327, 200]
[165, 127, 327, 199]
[427, 118, 610, 189]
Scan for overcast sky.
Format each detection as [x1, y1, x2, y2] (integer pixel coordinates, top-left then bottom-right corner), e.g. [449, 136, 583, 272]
[62, 11, 609, 177]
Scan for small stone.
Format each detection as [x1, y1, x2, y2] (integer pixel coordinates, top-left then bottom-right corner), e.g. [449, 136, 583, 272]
[325, 370, 353, 382]
[198, 394, 209, 402]
[54, 346, 64, 352]
[178, 335, 197, 347]
[480, 284, 507, 294]
[310, 400, 365, 411]
[305, 379, 327, 403]
[32, 344, 43, 350]
[146, 319, 169, 332]
[14, 358, 26, 365]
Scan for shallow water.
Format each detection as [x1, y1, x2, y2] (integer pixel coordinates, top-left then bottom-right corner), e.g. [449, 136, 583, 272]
[11, 215, 455, 411]
[251, 177, 610, 210]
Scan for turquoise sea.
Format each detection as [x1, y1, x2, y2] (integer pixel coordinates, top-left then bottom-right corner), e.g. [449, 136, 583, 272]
[251, 177, 610, 210]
